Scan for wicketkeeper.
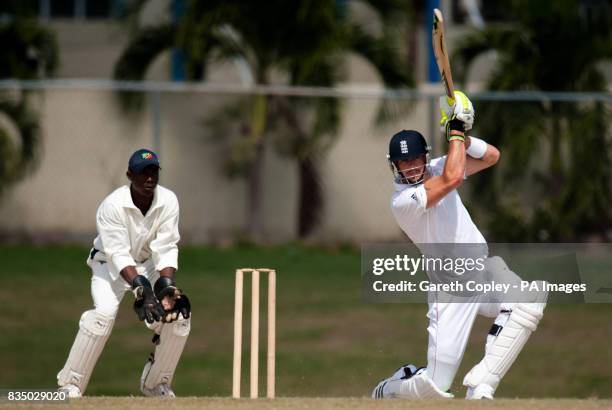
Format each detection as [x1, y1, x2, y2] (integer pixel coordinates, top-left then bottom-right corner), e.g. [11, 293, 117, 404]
[372, 91, 547, 400]
[57, 149, 191, 398]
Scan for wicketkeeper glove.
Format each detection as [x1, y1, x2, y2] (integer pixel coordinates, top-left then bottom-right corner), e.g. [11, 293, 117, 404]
[132, 275, 165, 324]
[439, 90, 475, 132]
[154, 276, 191, 322]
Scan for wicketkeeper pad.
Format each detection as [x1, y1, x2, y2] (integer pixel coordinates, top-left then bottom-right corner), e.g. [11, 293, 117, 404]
[57, 310, 114, 392]
[141, 316, 191, 389]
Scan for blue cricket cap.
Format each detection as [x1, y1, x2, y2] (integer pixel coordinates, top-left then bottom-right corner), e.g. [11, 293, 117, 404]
[128, 149, 161, 173]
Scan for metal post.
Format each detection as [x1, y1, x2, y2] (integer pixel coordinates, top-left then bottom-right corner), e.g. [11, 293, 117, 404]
[428, 95, 437, 156]
[426, 0, 441, 83]
[151, 91, 161, 155]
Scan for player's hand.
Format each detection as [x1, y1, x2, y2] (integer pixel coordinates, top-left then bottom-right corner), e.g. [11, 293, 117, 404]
[162, 291, 191, 322]
[445, 117, 466, 142]
[172, 292, 191, 321]
[154, 277, 192, 322]
[161, 293, 176, 310]
[132, 275, 165, 324]
[439, 90, 475, 132]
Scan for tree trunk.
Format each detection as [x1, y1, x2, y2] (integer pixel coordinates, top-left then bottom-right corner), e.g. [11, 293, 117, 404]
[549, 103, 564, 195]
[245, 93, 268, 242]
[406, 11, 418, 81]
[298, 155, 322, 237]
[247, 141, 265, 241]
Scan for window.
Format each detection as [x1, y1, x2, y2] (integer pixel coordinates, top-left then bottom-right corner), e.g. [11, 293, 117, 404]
[40, 0, 119, 19]
[50, 0, 74, 18]
[86, 0, 112, 18]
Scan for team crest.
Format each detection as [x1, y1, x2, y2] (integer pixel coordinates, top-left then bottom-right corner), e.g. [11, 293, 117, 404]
[400, 140, 409, 154]
[141, 152, 154, 160]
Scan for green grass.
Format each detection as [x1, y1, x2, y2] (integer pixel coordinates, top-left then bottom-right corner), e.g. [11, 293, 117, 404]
[0, 244, 610, 398]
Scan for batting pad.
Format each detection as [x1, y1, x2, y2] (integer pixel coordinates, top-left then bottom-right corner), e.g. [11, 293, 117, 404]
[141, 317, 190, 389]
[463, 284, 548, 391]
[57, 310, 114, 392]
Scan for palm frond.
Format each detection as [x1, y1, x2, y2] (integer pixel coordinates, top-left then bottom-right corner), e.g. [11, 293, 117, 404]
[113, 24, 175, 110]
[0, 95, 41, 193]
[0, 18, 58, 79]
[347, 24, 411, 88]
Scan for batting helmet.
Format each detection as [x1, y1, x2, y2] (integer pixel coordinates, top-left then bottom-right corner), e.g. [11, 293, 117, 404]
[387, 130, 430, 185]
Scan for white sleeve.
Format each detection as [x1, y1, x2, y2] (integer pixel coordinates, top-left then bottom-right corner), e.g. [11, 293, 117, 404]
[429, 156, 447, 176]
[150, 195, 180, 272]
[391, 185, 428, 223]
[430, 155, 466, 179]
[96, 202, 136, 277]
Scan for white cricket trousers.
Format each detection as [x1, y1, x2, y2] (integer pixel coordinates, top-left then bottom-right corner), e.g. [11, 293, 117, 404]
[90, 259, 158, 318]
[425, 256, 522, 391]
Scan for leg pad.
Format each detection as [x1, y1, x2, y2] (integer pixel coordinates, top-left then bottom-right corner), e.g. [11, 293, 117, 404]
[464, 287, 547, 391]
[57, 310, 114, 393]
[141, 317, 190, 390]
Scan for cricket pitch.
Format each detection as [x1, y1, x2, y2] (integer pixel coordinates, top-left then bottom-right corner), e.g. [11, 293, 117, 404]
[2, 397, 610, 410]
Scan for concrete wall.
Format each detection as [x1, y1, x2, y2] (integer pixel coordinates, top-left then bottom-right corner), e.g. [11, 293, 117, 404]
[0, 83, 442, 243]
[5, 3, 587, 244]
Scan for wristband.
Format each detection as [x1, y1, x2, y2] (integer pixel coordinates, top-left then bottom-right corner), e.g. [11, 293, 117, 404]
[446, 118, 465, 142]
[466, 136, 487, 159]
[132, 274, 152, 290]
[448, 134, 465, 143]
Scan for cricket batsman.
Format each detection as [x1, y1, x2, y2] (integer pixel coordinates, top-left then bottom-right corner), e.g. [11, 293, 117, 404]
[57, 149, 191, 398]
[372, 92, 547, 400]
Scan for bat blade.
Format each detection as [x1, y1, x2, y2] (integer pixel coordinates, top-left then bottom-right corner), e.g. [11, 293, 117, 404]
[432, 8, 455, 103]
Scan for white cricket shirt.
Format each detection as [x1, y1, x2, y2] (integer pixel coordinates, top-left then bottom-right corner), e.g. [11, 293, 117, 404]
[91, 184, 180, 280]
[391, 156, 486, 245]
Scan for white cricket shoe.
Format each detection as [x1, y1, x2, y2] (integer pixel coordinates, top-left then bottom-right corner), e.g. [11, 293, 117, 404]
[141, 382, 176, 398]
[466, 383, 494, 400]
[371, 365, 424, 399]
[58, 384, 82, 398]
[140, 359, 175, 398]
[372, 365, 454, 399]
[372, 378, 389, 399]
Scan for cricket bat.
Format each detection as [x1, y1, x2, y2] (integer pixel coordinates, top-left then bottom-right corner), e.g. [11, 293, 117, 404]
[432, 8, 455, 104]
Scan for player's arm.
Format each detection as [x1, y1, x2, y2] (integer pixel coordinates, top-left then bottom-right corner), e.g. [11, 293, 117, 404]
[96, 202, 138, 282]
[150, 194, 190, 321]
[119, 266, 139, 284]
[423, 138, 466, 209]
[465, 136, 500, 176]
[150, 194, 180, 275]
[159, 267, 176, 278]
[96, 203, 164, 323]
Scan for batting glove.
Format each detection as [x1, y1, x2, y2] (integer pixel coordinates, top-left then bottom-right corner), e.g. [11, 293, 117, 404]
[439, 90, 475, 132]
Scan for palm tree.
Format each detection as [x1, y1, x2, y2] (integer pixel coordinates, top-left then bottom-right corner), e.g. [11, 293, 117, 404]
[454, 0, 612, 241]
[0, 16, 58, 196]
[114, 0, 413, 240]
